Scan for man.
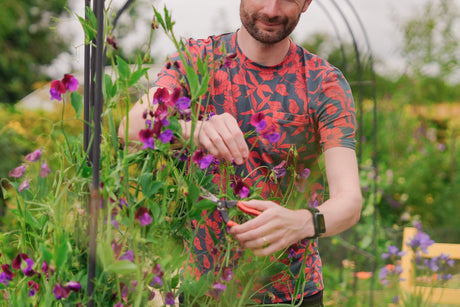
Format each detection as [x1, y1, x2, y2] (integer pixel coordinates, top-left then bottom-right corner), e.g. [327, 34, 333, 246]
[119, 0, 362, 305]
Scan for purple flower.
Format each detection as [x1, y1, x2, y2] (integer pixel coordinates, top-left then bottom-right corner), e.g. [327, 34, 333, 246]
[165, 292, 175, 305]
[50, 80, 66, 101]
[53, 283, 70, 300]
[1, 264, 15, 280]
[192, 149, 214, 169]
[25, 148, 42, 162]
[250, 112, 267, 132]
[222, 267, 233, 281]
[152, 263, 163, 276]
[131, 280, 138, 292]
[223, 52, 237, 67]
[40, 161, 51, 178]
[263, 130, 280, 143]
[62, 74, 79, 92]
[135, 207, 152, 226]
[288, 248, 297, 259]
[382, 245, 406, 259]
[9, 165, 26, 178]
[28, 281, 39, 296]
[273, 161, 287, 178]
[230, 175, 250, 199]
[23, 258, 35, 276]
[159, 129, 173, 143]
[139, 129, 155, 150]
[120, 250, 134, 262]
[150, 275, 162, 288]
[114, 303, 124, 307]
[0, 272, 13, 286]
[406, 230, 434, 254]
[299, 168, 311, 179]
[176, 96, 190, 110]
[213, 282, 226, 293]
[18, 180, 30, 192]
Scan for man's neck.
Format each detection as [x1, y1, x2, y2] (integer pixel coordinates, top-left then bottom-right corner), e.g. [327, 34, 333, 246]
[237, 27, 291, 67]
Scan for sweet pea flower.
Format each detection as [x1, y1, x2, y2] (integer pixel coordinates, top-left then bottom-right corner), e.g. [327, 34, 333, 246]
[165, 292, 175, 306]
[273, 161, 287, 178]
[61, 74, 79, 92]
[135, 207, 152, 226]
[159, 129, 173, 143]
[8, 165, 26, 178]
[381, 245, 406, 259]
[25, 148, 42, 162]
[65, 281, 81, 292]
[28, 281, 39, 297]
[250, 112, 267, 132]
[191, 148, 214, 170]
[50, 80, 67, 101]
[230, 175, 250, 199]
[18, 180, 30, 192]
[53, 283, 70, 300]
[23, 258, 35, 276]
[406, 230, 434, 254]
[139, 129, 155, 150]
[262, 126, 280, 143]
[40, 161, 51, 178]
[120, 250, 134, 262]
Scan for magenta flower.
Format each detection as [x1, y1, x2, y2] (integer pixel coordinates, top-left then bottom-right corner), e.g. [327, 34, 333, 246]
[0, 264, 15, 286]
[299, 168, 311, 179]
[222, 267, 233, 281]
[139, 129, 155, 150]
[165, 292, 175, 305]
[28, 281, 39, 297]
[114, 303, 124, 307]
[152, 87, 169, 105]
[23, 258, 35, 276]
[19, 180, 30, 192]
[12, 253, 28, 270]
[9, 165, 26, 178]
[61, 74, 79, 92]
[25, 148, 42, 162]
[223, 52, 237, 68]
[150, 275, 162, 288]
[50, 80, 66, 101]
[40, 161, 51, 178]
[250, 112, 267, 132]
[262, 126, 280, 143]
[120, 250, 134, 262]
[53, 283, 70, 300]
[135, 207, 152, 226]
[65, 281, 81, 292]
[230, 175, 250, 199]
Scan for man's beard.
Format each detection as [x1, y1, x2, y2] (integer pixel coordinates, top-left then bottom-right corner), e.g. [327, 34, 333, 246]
[240, 5, 301, 45]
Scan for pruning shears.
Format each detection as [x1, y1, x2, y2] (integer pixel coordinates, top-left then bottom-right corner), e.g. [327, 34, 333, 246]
[200, 187, 262, 227]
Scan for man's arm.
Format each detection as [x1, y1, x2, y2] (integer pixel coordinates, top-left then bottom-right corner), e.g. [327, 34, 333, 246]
[230, 147, 362, 256]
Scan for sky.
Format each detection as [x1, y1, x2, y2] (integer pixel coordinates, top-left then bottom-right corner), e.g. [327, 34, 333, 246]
[49, 0, 459, 79]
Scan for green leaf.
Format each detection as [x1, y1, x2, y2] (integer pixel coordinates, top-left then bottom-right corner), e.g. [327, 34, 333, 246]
[70, 92, 83, 119]
[140, 174, 163, 198]
[106, 260, 137, 274]
[153, 7, 166, 31]
[54, 233, 69, 270]
[194, 199, 215, 211]
[76, 7, 97, 43]
[171, 274, 180, 289]
[262, 262, 289, 277]
[116, 56, 130, 82]
[40, 244, 53, 263]
[129, 67, 150, 87]
[98, 241, 115, 270]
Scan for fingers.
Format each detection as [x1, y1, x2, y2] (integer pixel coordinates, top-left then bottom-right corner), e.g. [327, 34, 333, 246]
[183, 113, 249, 165]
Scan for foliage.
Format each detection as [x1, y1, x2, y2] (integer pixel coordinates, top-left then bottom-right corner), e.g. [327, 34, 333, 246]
[0, 0, 71, 103]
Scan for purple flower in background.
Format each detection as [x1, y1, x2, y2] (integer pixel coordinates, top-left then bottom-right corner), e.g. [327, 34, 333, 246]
[382, 245, 406, 259]
[213, 282, 226, 293]
[262, 126, 280, 143]
[65, 281, 81, 292]
[9, 165, 26, 178]
[53, 283, 70, 300]
[150, 275, 162, 288]
[114, 303, 124, 307]
[165, 292, 175, 305]
[0, 271, 13, 286]
[40, 161, 51, 178]
[299, 168, 311, 179]
[19, 180, 30, 192]
[25, 148, 42, 162]
[120, 250, 134, 262]
[223, 52, 237, 67]
[192, 148, 214, 169]
[406, 230, 434, 254]
[250, 112, 267, 132]
[28, 281, 39, 297]
[176, 96, 190, 111]
[222, 267, 233, 281]
[135, 207, 152, 226]
[273, 161, 287, 178]
[159, 129, 173, 143]
[23, 258, 35, 276]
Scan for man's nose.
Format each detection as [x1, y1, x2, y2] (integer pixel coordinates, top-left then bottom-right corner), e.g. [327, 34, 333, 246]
[260, 0, 282, 19]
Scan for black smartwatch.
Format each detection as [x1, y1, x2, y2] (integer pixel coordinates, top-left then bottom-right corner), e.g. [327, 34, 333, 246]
[305, 207, 326, 238]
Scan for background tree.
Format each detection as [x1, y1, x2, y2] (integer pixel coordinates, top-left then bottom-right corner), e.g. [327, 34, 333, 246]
[0, 0, 70, 103]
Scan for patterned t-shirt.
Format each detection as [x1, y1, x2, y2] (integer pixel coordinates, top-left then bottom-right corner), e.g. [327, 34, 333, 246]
[154, 31, 356, 304]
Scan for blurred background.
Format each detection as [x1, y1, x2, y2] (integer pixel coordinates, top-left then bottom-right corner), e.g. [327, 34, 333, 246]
[1, 0, 459, 305]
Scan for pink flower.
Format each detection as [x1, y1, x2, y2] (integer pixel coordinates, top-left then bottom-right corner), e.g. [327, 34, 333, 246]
[61, 74, 79, 92]
[19, 180, 30, 192]
[40, 161, 51, 178]
[250, 112, 267, 132]
[9, 165, 26, 178]
[25, 148, 42, 162]
[50, 80, 66, 101]
[135, 207, 152, 226]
